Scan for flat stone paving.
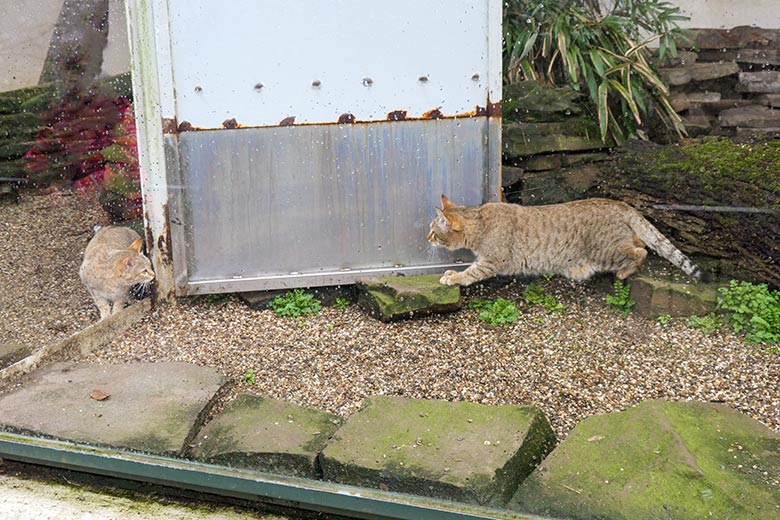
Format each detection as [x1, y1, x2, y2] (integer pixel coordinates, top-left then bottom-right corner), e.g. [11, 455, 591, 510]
[190, 394, 342, 478]
[0, 362, 226, 456]
[320, 395, 556, 507]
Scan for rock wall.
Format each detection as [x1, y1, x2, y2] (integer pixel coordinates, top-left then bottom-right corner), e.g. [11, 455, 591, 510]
[662, 26, 780, 138]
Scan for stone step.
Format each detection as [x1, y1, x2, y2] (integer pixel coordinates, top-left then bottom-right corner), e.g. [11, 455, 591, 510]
[510, 400, 780, 520]
[189, 394, 342, 478]
[320, 396, 556, 507]
[628, 256, 720, 319]
[0, 362, 226, 456]
[356, 274, 461, 322]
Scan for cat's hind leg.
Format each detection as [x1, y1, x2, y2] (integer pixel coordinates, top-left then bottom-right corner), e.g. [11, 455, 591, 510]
[616, 237, 648, 280]
[566, 265, 597, 281]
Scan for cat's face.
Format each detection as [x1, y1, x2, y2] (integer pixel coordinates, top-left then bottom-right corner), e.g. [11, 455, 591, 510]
[428, 197, 466, 250]
[115, 253, 155, 285]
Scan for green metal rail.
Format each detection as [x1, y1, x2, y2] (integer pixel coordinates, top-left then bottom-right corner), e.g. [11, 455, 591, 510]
[0, 432, 544, 520]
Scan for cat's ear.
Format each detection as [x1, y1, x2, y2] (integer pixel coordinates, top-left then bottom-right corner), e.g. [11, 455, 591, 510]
[114, 257, 133, 276]
[441, 195, 456, 210]
[443, 211, 464, 232]
[129, 237, 143, 253]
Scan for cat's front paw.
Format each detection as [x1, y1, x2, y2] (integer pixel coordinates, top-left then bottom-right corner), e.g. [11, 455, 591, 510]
[439, 270, 459, 285]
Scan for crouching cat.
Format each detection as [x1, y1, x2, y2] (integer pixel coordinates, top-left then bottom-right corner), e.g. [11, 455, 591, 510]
[428, 195, 706, 286]
[80, 226, 155, 320]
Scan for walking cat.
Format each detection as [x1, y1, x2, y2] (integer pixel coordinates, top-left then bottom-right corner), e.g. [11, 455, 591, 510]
[80, 226, 155, 320]
[428, 195, 706, 286]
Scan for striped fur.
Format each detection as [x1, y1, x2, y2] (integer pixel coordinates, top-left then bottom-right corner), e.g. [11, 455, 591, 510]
[428, 196, 705, 286]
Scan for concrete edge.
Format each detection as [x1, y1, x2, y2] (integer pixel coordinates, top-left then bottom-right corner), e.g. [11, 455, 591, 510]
[0, 299, 152, 383]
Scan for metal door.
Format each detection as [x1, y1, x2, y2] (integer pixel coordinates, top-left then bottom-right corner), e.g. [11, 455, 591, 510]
[127, 0, 502, 295]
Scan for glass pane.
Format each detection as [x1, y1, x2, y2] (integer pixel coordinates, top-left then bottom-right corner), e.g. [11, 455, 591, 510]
[1, 1, 778, 519]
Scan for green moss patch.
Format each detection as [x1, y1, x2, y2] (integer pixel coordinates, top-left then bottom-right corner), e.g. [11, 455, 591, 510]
[510, 400, 780, 519]
[190, 395, 342, 478]
[320, 396, 556, 507]
[610, 137, 780, 210]
[356, 275, 461, 322]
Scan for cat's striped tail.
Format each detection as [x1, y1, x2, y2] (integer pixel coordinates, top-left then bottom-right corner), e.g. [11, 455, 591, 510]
[629, 213, 709, 282]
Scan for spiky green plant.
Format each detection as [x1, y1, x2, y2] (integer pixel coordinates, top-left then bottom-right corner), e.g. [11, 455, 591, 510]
[504, 0, 690, 143]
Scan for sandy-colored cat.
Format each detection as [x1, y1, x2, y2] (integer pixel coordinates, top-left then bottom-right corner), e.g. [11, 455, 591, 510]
[428, 195, 706, 286]
[80, 226, 155, 320]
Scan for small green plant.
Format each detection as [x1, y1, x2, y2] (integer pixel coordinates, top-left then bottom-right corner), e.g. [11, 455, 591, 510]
[470, 298, 521, 326]
[241, 369, 256, 385]
[523, 283, 566, 313]
[657, 314, 672, 326]
[268, 289, 322, 318]
[718, 280, 780, 344]
[687, 314, 722, 335]
[606, 280, 635, 316]
[334, 297, 351, 309]
[325, 323, 335, 331]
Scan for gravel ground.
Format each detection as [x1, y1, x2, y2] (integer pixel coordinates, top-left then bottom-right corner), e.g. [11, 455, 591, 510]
[0, 191, 108, 348]
[2, 191, 780, 441]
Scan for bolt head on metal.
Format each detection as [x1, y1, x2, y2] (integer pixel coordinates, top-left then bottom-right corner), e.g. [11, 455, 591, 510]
[471, 73, 480, 81]
[312, 80, 321, 88]
[254, 83, 264, 91]
[362, 77, 373, 87]
[418, 75, 429, 82]
[194, 85, 203, 93]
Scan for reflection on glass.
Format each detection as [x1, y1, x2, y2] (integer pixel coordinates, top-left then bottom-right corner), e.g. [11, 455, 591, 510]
[0, 1, 778, 519]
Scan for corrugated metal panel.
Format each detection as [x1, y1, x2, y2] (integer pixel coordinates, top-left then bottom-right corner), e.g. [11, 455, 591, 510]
[178, 118, 486, 293]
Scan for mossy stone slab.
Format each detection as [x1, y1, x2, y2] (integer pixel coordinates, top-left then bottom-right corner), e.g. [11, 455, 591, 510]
[191, 394, 342, 478]
[0, 362, 225, 456]
[510, 400, 780, 520]
[630, 256, 720, 318]
[356, 275, 461, 322]
[320, 396, 556, 507]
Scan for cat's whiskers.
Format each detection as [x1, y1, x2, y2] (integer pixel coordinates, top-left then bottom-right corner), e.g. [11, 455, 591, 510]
[424, 243, 441, 262]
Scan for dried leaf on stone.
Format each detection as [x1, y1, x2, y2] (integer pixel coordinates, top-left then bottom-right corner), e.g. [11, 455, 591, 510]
[90, 389, 110, 401]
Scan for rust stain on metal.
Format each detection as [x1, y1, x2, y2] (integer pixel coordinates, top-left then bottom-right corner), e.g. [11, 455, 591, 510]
[387, 110, 407, 121]
[178, 99, 503, 130]
[144, 213, 154, 255]
[162, 117, 178, 134]
[487, 100, 502, 118]
[160, 203, 174, 267]
[338, 113, 356, 124]
[422, 108, 443, 120]
[143, 213, 159, 310]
